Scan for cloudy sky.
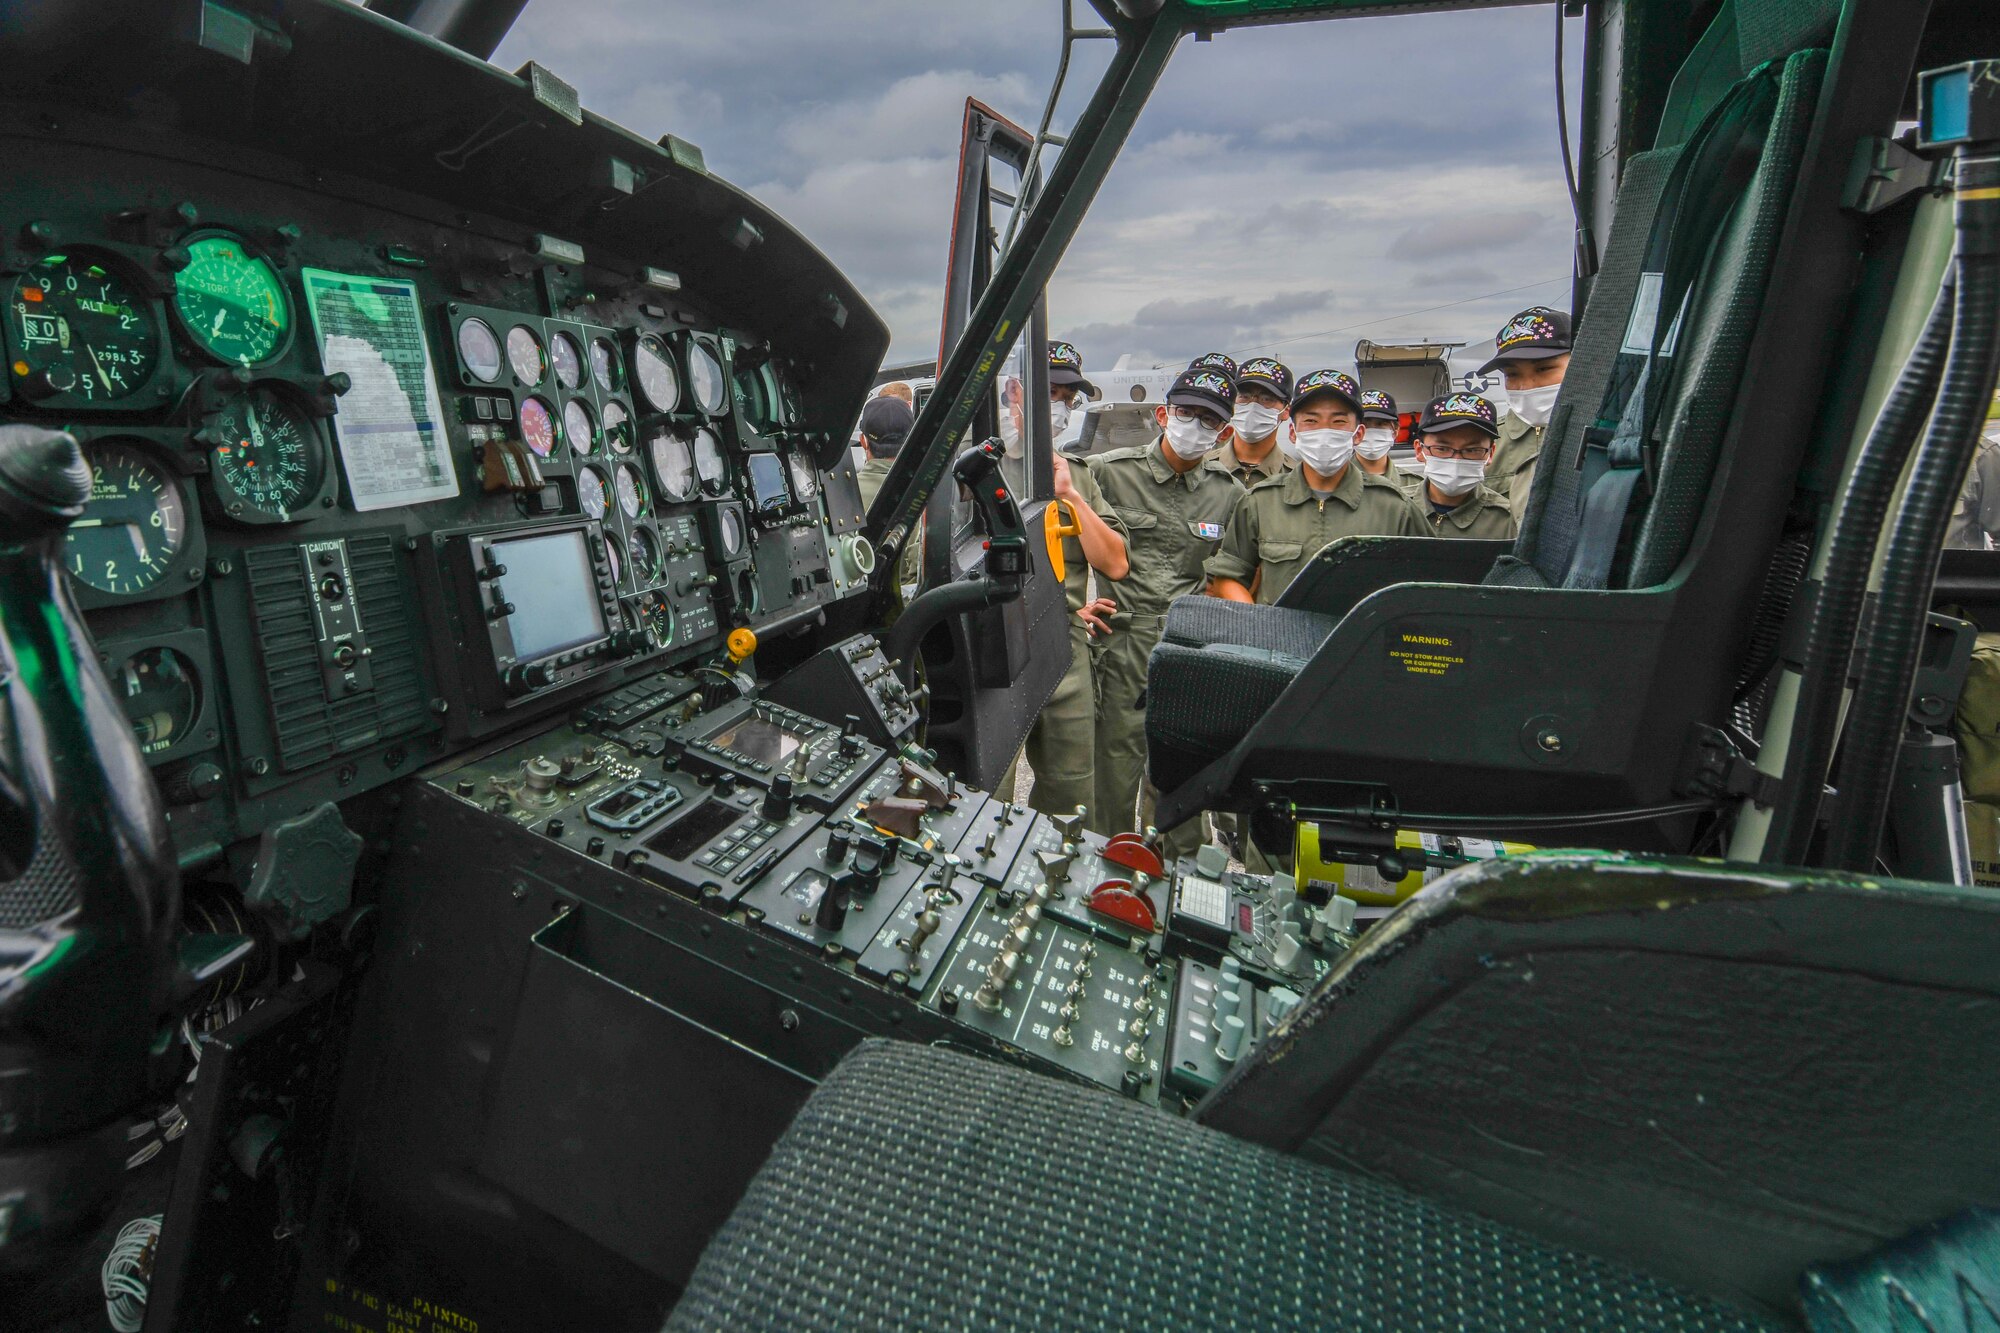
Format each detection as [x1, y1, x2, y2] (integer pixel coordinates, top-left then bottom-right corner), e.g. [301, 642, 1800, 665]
[493, 2, 1582, 386]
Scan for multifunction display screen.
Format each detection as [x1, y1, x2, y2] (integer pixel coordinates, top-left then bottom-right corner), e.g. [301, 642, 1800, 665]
[491, 529, 606, 660]
[746, 451, 791, 513]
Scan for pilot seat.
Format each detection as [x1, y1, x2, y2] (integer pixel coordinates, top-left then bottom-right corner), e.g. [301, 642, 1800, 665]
[1144, 13, 1847, 846]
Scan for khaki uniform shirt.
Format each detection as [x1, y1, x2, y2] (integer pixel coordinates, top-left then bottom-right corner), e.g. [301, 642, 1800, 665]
[1948, 435, 2000, 549]
[1489, 412, 1545, 526]
[856, 454, 895, 510]
[857, 454, 923, 593]
[1204, 437, 1291, 487]
[1414, 483, 1517, 540]
[1056, 455, 1124, 616]
[1205, 464, 1427, 605]
[1088, 442, 1243, 621]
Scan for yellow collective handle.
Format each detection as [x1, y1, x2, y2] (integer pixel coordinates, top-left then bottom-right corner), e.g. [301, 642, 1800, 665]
[1043, 500, 1082, 581]
[726, 627, 758, 667]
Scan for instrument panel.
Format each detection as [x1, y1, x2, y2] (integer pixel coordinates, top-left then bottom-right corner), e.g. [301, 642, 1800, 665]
[0, 100, 877, 857]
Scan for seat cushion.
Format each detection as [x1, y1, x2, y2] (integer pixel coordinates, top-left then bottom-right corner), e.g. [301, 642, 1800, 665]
[665, 1040, 1787, 1332]
[1161, 595, 1336, 658]
[1145, 641, 1304, 794]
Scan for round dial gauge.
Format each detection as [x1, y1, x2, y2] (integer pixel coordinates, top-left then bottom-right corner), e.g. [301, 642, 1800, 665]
[505, 325, 545, 386]
[457, 318, 503, 383]
[602, 400, 633, 454]
[210, 388, 322, 522]
[720, 507, 746, 559]
[519, 396, 556, 458]
[632, 335, 680, 413]
[589, 337, 621, 394]
[614, 462, 647, 519]
[628, 526, 661, 583]
[119, 646, 201, 757]
[65, 442, 186, 595]
[687, 340, 727, 415]
[9, 254, 159, 402]
[640, 595, 673, 647]
[649, 432, 695, 502]
[604, 540, 623, 588]
[550, 332, 584, 390]
[577, 465, 609, 520]
[787, 452, 819, 501]
[174, 234, 289, 366]
[563, 399, 597, 455]
[692, 427, 728, 494]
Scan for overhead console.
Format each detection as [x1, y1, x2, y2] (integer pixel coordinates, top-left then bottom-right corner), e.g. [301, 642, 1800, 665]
[0, 0, 889, 858]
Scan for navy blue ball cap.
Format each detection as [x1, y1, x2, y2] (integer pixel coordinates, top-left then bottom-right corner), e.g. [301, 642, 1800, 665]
[1233, 357, 1293, 402]
[1291, 368, 1363, 415]
[859, 395, 914, 451]
[1187, 351, 1239, 381]
[1166, 367, 1236, 419]
[1477, 306, 1573, 375]
[1419, 392, 1500, 439]
[1359, 388, 1398, 423]
[1048, 341, 1098, 396]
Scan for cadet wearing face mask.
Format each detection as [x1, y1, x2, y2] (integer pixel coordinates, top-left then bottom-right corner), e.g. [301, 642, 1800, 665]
[1208, 357, 1293, 486]
[1355, 388, 1402, 486]
[1205, 369, 1424, 606]
[1411, 393, 1516, 539]
[995, 347, 1129, 824]
[1478, 306, 1571, 524]
[1090, 367, 1242, 850]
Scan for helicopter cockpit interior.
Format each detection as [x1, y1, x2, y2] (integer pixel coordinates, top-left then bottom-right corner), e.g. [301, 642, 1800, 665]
[4, 0, 2000, 1330]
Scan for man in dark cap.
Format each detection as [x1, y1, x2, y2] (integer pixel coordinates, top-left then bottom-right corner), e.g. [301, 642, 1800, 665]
[994, 343, 1130, 822]
[856, 394, 914, 511]
[1209, 356, 1294, 487]
[1477, 305, 1572, 524]
[1410, 393, 1516, 539]
[856, 394, 922, 596]
[1355, 387, 1404, 488]
[1205, 368, 1422, 606]
[1089, 366, 1243, 854]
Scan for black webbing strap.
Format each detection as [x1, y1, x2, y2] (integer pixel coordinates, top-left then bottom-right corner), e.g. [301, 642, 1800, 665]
[1562, 64, 1781, 589]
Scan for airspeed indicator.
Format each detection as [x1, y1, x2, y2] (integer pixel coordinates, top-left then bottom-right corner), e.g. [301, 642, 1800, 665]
[208, 388, 322, 523]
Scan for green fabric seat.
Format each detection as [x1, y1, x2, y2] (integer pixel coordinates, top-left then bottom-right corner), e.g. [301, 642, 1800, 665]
[665, 1038, 1784, 1332]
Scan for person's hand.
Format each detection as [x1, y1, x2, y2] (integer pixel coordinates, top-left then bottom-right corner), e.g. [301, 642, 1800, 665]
[1078, 596, 1117, 638]
[1052, 452, 1077, 502]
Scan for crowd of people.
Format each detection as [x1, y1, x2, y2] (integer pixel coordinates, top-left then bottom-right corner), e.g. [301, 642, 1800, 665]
[852, 305, 1575, 852]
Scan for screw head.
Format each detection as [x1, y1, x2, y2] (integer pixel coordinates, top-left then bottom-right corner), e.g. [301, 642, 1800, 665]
[1536, 730, 1564, 753]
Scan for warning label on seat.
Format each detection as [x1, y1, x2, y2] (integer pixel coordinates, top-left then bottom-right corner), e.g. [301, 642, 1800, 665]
[1388, 627, 1465, 678]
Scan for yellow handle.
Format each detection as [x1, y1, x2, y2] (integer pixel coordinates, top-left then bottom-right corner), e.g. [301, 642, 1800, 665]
[1043, 500, 1082, 582]
[726, 627, 758, 666]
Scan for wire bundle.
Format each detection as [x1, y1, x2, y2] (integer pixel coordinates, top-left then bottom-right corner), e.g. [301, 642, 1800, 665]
[101, 1214, 163, 1333]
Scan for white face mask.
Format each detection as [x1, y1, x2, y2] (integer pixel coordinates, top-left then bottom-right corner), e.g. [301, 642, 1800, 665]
[1230, 401, 1282, 444]
[1050, 400, 1072, 435]
[1507, 382, 1560, 429]
[1163, 412, 1221, 460]
[1293, 428, 1355, 476]
[1423, 454, 1488, 497]
[1357, 426, 1396, 460]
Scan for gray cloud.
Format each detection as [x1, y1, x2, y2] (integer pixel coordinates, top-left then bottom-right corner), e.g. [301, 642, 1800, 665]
[1387, 211, 1547, 262]
[492, 2, 1582, 375]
